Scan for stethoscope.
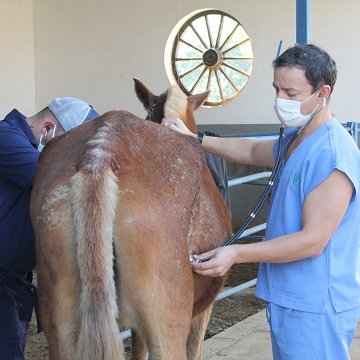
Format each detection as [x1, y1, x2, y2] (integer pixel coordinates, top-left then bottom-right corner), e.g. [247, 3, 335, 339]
[190, 126, 300, 263]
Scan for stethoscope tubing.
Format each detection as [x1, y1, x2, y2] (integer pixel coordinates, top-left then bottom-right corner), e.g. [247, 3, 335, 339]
[223, 127, 299, 247]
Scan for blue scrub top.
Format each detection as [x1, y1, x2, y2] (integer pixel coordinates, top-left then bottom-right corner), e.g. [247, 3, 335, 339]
[256, 119, 360, 313]
[0, 109, 39, 277]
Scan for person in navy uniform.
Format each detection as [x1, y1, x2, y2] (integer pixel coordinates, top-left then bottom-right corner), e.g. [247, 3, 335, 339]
[0, 97, 98, 359]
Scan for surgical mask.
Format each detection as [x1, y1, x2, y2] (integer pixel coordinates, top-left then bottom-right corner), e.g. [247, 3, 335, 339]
[274, 92, 324, 128]
[38, 125, 56, 152]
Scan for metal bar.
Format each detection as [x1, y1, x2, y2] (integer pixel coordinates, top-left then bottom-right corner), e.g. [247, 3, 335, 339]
[276, 40, 283, 58]
[221, 132, 279, 139]
[228, 172, 271, 187]
[347, 122, 358, 145]
[215, 279, 257, 301]
[238, 223, 267, 239]
[296, 0, 311, 44]
[240, 235, 265, 242]
[120, 329, 131, 340]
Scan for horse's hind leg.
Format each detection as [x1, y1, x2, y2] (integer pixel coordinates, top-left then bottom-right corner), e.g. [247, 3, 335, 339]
[36, 236, 80, 359]
[139, 303, 191, 360]
[187, 306, 213, 360]
[115, 235, 193, 359]
[120, 275, 193, 360]
[131, 330, 148, 360]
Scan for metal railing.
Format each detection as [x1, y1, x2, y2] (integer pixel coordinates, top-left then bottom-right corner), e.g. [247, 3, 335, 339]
[120, 122, 359, 340]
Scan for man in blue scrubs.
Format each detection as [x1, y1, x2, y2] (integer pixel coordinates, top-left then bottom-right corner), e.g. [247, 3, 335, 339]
[0, 97, 98, 359]
[163, 44, 360, 359]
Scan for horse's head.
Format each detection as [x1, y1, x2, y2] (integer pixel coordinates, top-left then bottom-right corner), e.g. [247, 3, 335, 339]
[133, 78, 209, 134]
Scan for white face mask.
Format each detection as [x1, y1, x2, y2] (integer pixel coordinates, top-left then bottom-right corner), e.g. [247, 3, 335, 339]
[274, 92, 324, 128]
[38, 125, 56, 152]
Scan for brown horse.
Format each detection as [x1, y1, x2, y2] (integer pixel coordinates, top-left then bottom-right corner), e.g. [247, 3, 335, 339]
[30, 80, 232, 360]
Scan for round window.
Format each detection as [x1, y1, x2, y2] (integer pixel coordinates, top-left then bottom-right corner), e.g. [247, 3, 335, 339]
[165, 8, 254, 107]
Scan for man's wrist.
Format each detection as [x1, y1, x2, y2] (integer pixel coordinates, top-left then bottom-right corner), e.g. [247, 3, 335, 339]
[197, 130, 220, 143]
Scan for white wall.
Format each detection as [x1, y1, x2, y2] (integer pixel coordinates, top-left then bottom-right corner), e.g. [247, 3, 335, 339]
[31, 0, 296, 125]
[1, 0, 359, 127]
[311, 0, 360, 125]
[0, 0, 35, 118]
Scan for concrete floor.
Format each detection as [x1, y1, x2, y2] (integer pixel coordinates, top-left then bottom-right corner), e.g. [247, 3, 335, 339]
[203, 309, 360, 360]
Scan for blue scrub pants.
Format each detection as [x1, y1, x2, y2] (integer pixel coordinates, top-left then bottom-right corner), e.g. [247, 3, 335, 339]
[0, 282, 29, 360]
[266, 293, 360, 360]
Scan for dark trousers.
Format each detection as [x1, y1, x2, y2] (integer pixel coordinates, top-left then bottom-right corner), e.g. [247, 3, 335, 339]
[0, 280, 29, 360]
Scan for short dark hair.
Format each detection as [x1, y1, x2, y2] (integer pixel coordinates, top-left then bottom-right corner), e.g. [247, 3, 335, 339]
[35, 107, 65, 132]
[36, 107, 53, 119]
[273, 43, 337, 94]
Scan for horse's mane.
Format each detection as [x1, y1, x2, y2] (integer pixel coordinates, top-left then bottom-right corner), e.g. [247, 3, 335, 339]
[163, 85, 187, 120]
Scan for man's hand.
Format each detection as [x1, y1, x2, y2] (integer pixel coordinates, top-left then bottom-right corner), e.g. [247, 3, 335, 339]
[191, 246, 236, 277]
[162, 117, 196, 138]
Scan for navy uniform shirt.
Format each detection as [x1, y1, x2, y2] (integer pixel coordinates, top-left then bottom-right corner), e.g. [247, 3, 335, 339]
[0, 109, 39, 278]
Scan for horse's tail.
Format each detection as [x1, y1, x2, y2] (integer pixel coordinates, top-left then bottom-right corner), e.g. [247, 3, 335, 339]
[70, 151, 123, 360]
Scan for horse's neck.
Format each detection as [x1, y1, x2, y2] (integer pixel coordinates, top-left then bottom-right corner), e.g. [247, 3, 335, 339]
[183, 114, 197, 134]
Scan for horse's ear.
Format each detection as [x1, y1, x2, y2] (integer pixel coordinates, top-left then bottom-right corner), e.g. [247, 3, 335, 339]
[188, 91, 210, 111]
[133, 78, 156, 112]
